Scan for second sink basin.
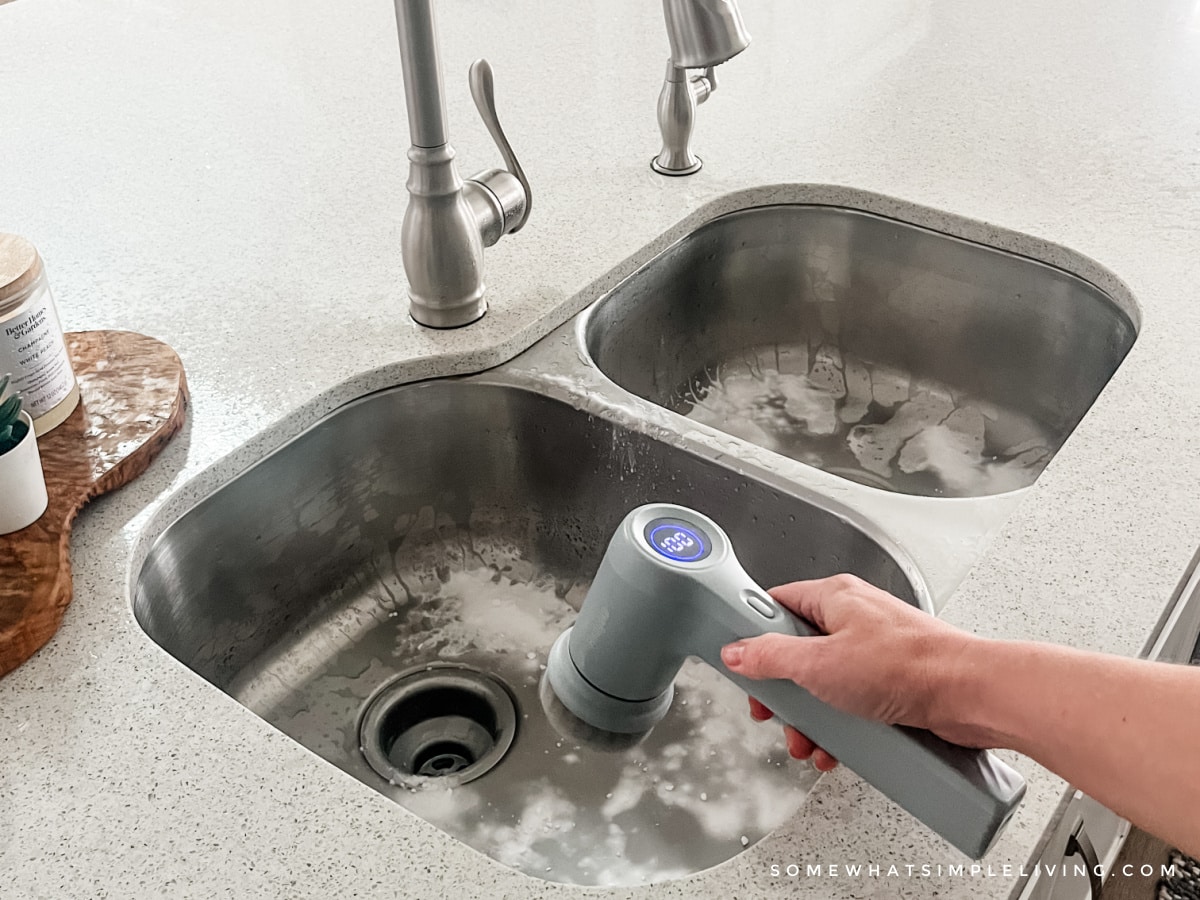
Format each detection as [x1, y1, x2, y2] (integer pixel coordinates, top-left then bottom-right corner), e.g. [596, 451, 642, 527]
[134, 378, 926, 887]
[585, 204, 1137, 497]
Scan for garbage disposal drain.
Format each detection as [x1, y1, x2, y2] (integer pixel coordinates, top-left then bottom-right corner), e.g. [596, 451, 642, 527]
[359, 665, 518, 787]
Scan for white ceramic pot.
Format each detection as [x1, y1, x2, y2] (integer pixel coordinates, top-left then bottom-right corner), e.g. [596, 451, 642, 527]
[0, 411, 48, 534]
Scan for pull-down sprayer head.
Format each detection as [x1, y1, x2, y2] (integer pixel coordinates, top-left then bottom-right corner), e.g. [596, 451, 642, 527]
[661, 0, 751, 68]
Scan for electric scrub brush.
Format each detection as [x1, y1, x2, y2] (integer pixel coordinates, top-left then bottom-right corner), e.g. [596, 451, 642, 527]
[540, 503, 1026, 859]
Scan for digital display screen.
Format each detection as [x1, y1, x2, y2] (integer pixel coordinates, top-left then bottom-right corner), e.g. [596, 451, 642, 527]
[644, 517, 712, 562]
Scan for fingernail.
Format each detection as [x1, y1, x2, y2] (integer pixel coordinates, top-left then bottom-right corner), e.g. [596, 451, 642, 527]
[721, 643, 744, 667]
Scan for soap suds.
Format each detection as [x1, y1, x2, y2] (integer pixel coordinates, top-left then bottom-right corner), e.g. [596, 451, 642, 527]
[673, 345, 1053, 497]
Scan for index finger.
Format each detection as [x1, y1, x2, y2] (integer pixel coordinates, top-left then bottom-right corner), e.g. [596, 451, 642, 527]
[767, 575, 863, 633]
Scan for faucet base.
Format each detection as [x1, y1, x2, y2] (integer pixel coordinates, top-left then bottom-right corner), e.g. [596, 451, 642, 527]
[408, 297, 487, 329]
[650, 155, 703, 176]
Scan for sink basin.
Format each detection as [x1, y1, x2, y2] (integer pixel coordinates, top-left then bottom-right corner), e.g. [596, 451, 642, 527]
[585, 204, 1137, 497]
[134, 378, 927, 887]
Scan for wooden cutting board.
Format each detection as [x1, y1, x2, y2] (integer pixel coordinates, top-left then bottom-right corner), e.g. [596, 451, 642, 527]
[0, 330, 188, 679]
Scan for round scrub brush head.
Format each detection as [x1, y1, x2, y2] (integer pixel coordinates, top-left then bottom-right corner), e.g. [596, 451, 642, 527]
[537, 668, 650, 753]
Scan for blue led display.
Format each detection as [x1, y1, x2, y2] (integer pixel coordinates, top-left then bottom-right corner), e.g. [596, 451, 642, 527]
[644, 517, 712, 562]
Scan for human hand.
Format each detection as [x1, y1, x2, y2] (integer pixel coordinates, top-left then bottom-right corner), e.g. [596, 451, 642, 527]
[720, 574, 983, 768]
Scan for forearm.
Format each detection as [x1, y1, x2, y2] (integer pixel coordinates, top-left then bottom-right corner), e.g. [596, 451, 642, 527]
[941, 638, 1200, 856]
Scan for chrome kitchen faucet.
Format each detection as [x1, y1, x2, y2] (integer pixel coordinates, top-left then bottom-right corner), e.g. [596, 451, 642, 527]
[392, 0, 531, 328]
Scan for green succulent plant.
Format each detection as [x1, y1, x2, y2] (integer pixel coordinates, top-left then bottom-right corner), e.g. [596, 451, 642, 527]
[0, 374, 29, 455]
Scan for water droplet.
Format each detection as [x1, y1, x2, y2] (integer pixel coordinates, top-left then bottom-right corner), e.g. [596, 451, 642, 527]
[700, 792, 708, 801]
[741, 835, 750, 846]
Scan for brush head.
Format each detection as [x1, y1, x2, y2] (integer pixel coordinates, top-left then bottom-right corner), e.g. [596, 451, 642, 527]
[537, 669, 650, 753]
[539, 628, 673, 753]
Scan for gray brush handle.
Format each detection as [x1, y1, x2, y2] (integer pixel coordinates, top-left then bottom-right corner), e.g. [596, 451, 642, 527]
[696, 579, 1025, 859]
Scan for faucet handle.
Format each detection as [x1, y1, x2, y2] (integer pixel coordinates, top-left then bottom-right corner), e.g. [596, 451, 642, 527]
[468, 59, 532, 234]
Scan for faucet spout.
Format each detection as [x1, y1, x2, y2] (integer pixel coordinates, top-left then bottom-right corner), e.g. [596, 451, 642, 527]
[395, 0, 449, 148]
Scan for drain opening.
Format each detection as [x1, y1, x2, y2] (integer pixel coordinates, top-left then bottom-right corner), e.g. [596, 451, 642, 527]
[360, 666, 517, 787]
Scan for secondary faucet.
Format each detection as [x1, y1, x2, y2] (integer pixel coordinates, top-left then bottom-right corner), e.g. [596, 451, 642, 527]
[653, 0, 751, 176]
[392, 0, 531, 328]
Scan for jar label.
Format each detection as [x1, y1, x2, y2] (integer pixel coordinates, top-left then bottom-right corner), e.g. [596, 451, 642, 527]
[0, 286, 76, 419]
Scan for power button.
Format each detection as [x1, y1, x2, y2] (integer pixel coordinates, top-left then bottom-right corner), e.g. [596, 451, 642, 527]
[741, 589, 777, 619]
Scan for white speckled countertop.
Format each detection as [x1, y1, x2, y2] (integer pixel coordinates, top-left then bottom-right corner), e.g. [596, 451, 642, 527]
[3, 0, 1200, 897]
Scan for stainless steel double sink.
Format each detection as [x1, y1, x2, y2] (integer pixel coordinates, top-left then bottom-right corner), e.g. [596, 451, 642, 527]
[134, 200, 1137, 887]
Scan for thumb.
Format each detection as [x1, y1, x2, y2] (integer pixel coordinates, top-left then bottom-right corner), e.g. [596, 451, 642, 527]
[721, 633, 825, 684]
